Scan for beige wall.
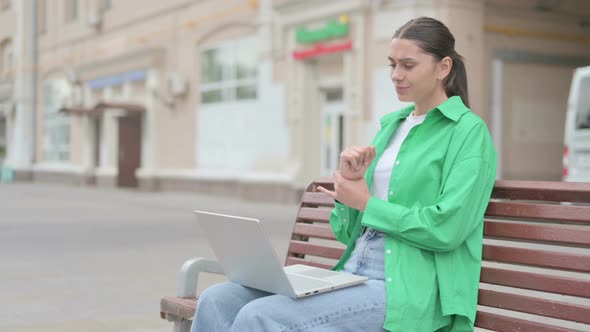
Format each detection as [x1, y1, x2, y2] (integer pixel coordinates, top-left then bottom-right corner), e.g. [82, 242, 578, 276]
[69, 114, 83, 164]
[38, 0, 190, 51]
[36, 0, 259, 170]
[158, 11, 258, 169]
[443, 1, 486, 118]
[501, 62, 573, 180]
[0, 5, 15, 43]
[483, 4, 590, 124]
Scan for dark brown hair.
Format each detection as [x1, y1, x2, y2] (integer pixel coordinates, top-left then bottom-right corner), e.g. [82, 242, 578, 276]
[393, 17, 469, 108]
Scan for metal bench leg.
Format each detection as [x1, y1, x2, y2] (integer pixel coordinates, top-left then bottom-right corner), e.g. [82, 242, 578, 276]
[181, 319, 193, 332]
[167, 315, 192, 332]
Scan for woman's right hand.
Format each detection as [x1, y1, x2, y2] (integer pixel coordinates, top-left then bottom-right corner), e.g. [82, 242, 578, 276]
[339, 146, 376, 180]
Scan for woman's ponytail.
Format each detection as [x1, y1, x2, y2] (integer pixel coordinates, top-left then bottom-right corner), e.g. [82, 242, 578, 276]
[445, 51, 469, 108]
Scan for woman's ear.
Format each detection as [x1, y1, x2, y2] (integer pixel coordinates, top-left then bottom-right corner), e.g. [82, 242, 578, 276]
[438, 56, 453, 81]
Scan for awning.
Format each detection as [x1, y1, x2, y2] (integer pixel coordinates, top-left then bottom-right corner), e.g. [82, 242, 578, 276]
[59, 102, 146, 117]
[59, 106, 94, 116]
[92, 102, 146, 115]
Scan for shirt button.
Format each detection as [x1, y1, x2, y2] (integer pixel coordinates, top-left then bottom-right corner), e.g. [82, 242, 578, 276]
[340, 207, 344, 211]
[395, 160, 400, 165]
[343, 218, 347, 223]
[386, 249, 392, 254]
[389, 191, 394, 196]
[387, 278, 392, 282]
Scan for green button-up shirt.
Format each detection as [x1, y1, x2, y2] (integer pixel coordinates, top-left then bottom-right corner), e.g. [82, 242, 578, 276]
[329, 96, 497, 331]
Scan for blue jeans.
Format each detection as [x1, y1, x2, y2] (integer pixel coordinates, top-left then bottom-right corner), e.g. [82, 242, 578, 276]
[190, 280, 386, 332]
[343, 228, 386, 280]
[191, 228, 387, 332]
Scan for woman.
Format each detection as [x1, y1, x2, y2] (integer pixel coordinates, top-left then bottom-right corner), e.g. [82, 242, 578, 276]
[191, 16, 497, 332]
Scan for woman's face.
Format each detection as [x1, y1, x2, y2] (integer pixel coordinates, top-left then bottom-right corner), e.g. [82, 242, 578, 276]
[388, 38, 446, 104]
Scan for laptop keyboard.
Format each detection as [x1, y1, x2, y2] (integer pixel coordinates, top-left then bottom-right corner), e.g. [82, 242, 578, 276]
[286, 273, 335, 293]
[295, 268, 340, 278]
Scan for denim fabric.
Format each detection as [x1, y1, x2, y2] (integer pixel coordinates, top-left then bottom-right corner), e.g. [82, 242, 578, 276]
[342, 228, 386, 280]
[190, 269, 387, 332]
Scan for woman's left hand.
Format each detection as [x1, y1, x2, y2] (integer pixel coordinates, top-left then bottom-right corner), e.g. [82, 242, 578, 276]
[317, 171, 370, 212]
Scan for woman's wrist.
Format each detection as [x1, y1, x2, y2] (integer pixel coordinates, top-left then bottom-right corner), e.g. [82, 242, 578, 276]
[339, 171, 363, 181]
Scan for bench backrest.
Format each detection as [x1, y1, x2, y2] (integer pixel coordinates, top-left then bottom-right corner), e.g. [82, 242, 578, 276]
[286, 177, 590, 331]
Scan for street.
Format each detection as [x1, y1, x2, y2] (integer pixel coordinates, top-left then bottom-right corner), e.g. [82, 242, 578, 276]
[0, 182, 298, 332]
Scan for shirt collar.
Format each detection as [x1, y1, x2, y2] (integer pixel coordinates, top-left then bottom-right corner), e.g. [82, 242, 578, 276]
[380, 96, 469, 128]
[436, 96, 470, 122]
[379, 105, 413, 128]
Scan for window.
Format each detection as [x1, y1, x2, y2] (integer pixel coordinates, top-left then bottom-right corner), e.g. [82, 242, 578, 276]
[200, 38, 258, 104]
[0, 0, 11, 11]
[576, 76, 590, 130]
[43, 80, 71, 162]
[65, 0, 78, 22]
[38, 0, 47, 34]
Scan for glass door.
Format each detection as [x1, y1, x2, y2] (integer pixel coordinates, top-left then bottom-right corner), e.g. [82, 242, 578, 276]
[320, 87, 345, 176]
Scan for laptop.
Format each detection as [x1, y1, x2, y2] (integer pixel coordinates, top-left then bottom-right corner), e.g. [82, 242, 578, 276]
[194, 210, 368, 299]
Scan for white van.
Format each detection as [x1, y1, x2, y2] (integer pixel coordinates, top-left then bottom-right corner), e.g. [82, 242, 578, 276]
[563, 65, 590, 182]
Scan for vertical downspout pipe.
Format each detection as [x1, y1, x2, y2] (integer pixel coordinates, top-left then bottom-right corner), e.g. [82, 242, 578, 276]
[30, 0, 37, 164]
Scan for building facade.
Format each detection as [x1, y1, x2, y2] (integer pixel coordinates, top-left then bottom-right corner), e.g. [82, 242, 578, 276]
[2, 0, 590, 202]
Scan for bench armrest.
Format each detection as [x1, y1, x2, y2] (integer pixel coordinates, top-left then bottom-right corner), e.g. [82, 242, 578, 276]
[177, 257, 224, 298]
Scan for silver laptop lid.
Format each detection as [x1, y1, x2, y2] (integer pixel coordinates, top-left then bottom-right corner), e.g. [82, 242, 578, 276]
[194, 210, 296, 297]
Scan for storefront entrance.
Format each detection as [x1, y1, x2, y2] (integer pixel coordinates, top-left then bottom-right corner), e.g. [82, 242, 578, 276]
[320, 86, 345, 176]
[117, 115, 142, 187]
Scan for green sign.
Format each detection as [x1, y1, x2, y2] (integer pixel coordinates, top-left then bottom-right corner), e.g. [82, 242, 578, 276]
[296, 15, 349, 44]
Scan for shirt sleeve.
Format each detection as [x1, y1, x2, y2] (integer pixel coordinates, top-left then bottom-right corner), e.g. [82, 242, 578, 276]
[329, 201, 360, 245]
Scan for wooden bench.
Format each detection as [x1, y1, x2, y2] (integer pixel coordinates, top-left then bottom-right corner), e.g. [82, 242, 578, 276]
[160, 177, 590, 332]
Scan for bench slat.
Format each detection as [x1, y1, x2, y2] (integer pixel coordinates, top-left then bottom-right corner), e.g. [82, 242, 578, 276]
[475, 310, 580, 332]
[483, 244, 590, 273]
[160, 296, 197, 321]
[288, 240, 345, 260]
[310, 176, 335, 190]
[478, 288, 590, 324]
[301, 192, 335, 207]
[486, 202, 590, 223]
[297, 207, 331, 223]
[484, 220, 590, 246]
[481, 266, 590, 298]
[492, 180, 590, 203]
[285, 257, 334, 269]
[292, 223, 337, 240]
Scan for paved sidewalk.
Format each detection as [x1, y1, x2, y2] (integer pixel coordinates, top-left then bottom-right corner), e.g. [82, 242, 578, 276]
[0, 182, 298, 332]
